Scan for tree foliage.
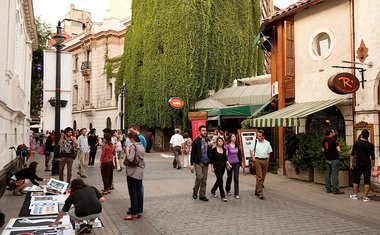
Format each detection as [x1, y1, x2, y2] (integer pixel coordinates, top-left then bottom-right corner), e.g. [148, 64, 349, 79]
[31, 17, 52, 117]
[117, 0, 263, 129]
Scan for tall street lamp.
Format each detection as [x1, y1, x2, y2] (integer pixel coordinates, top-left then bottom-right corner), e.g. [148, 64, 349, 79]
[51, 21, 66, 175]
[119, 85, 126, 131]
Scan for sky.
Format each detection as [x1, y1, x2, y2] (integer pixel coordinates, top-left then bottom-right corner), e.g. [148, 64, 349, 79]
[33, 0, 298, 28]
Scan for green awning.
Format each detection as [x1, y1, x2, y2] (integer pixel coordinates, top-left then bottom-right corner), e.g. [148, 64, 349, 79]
[250, 99, 347, 127]
[205, 104, 263, 117]
[249, 99, 274, 118]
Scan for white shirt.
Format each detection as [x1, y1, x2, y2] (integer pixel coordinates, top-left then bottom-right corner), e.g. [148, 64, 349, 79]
[77, 135, 90, 154]
[170, 134, 185, 147]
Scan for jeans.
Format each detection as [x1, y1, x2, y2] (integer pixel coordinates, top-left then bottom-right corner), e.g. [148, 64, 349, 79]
[173, 146, 182, 168]
[225, 163, 240, 196]
[127, 176, 143, 216]
[325, 160, 340, 192]
[211, 167, 225, 198]
[88, 146, 97, 166]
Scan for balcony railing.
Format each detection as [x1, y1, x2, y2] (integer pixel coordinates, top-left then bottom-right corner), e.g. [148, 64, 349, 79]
[81, 61, 91, 71]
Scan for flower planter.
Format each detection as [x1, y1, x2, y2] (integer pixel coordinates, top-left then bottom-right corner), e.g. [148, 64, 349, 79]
[48, 99, 68, 107]
[313, 169, 349, 187]
[285, 160, 313, 182]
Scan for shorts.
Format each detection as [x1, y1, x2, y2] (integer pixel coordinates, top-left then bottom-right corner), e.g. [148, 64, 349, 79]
[117, 151, 122, 159]
[353, 165, 371, 185]
[8, 178, 25, 190]
[68, 207, 100, 221]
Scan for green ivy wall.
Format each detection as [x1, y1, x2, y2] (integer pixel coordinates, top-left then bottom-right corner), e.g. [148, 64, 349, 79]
[116, 0, 263, 129]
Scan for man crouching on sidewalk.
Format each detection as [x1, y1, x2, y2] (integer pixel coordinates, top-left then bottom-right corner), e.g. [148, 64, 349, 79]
[50, 178, 105, 233]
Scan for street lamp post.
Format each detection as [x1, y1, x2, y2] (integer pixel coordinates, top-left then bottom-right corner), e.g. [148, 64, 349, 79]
[119, 85, 126, 131]
[51, 21, 66, 175]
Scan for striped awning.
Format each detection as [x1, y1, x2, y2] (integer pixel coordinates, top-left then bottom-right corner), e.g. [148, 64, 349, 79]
[250, 98, 348, 127]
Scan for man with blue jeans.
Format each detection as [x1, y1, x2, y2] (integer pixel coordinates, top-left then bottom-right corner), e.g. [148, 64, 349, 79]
[322, 129, 344, 194]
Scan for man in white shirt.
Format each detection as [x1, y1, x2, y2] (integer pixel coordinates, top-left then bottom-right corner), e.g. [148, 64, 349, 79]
[249, 129, 272, 200]
[170, 129, 185, 169]
[77, 128, 90, 178]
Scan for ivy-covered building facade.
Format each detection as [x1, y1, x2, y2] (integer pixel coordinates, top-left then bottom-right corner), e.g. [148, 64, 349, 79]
[117, 0, 263, 150]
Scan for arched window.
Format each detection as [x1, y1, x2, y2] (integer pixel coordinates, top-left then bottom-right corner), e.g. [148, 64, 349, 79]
[73, 120, 77, 130]
[106, 117, 111, 129]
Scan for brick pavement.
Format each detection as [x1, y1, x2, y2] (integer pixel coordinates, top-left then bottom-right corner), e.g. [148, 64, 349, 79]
[1, 150, 380, 234]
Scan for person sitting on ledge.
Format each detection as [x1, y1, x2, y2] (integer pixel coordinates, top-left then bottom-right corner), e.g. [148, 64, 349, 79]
[50, 178, 105, 234]
[9, 161, 48, 196]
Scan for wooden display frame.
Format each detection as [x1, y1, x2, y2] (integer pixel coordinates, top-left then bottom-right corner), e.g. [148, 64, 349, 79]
[354, 122, 374, 144]
[237, 129, 257, 176]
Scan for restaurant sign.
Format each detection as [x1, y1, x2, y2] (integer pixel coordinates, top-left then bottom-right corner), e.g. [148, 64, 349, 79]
[168, 97, 184, 109]
[328, 73, 360, 94]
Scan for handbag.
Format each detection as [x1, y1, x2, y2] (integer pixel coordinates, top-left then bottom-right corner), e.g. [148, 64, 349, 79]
[124, 144, 141, 167]
[249, 139, 258, 175]
[38, 146, 45, 155]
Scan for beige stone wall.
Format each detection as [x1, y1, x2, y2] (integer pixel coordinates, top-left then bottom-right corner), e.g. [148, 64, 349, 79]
[294, 0, 351, 103]
[354, 0, 380, 174]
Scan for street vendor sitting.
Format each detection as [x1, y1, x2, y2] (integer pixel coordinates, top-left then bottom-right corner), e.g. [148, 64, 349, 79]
[9, 161, 48, 196]
[50, 178, 105, 234]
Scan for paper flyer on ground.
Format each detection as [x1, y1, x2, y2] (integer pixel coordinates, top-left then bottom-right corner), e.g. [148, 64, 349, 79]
[23, 185, 44, 192]
[30, 203, 59, 215]
[46, 178, 69, 194]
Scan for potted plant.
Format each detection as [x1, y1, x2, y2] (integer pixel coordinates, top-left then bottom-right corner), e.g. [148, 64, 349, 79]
[48, 97, 68, 107]
[284, 132, 315, 181]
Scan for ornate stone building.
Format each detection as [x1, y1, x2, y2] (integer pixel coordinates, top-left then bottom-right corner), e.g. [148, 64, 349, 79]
[63, 1, 130, 132]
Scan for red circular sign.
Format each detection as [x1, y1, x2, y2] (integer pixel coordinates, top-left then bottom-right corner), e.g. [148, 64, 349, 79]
[328, 73, 360, 94]
[169, 97, 184, 109]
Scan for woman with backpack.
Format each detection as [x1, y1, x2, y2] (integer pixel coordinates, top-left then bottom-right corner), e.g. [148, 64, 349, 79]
[124, 131, 145, 220]
[9, 162, 48, 196]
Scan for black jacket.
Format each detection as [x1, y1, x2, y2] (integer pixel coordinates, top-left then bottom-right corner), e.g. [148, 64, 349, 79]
[191, 136, 211, 165]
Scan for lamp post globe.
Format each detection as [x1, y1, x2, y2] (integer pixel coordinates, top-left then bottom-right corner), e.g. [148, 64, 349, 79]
[51, 21, 66, 176]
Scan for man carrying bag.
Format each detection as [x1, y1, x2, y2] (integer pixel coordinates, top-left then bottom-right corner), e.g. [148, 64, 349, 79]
[249, 130, 272, 200]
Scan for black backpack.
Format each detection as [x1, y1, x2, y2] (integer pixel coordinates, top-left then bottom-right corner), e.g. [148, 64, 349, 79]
[5, 170, 17, 190]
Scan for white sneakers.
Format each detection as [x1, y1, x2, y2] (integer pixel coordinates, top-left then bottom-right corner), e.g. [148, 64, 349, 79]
[350, 194, 371, 202]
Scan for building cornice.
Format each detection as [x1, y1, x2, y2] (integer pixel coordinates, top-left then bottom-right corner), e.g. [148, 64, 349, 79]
[64, 28, 127, 52]
[23, 0, 38, 50]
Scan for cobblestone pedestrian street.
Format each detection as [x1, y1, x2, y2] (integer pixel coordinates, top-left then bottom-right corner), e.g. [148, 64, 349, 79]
[1, 152, 380, 234]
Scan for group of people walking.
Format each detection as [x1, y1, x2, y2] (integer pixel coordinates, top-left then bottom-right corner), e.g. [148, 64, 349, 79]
[189, 126, 273, 202]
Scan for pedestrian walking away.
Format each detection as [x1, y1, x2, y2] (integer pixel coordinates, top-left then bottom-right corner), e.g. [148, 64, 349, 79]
[100, 133, 116, 195]
[249, 129, 272, 199]
[210, 137, 229, 202]
[170, 129, 185, 169]
[116, 136, 124, 171]
[88, 129, 99, 167]
[8, 162, 49, 196]
[321, 129, 344, 194]
[59, 127, 78, 183]
[44, 134, 54, 171]
[190, 125, 212, 201]
[124, 131, 145, 220]
[225, 133, 243, 198]
[182, 132, 192, 168]
[77, 128, 90, 178]
[349, 130, 375, 202]
[50, 178, 105, 234]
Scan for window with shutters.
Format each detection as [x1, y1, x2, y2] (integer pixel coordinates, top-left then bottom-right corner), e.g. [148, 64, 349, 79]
[285, 21, 295, 79]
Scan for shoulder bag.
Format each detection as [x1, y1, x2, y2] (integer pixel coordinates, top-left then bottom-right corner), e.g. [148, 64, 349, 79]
[249, 139, 257, 175]
[124, 144, 141, 167]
